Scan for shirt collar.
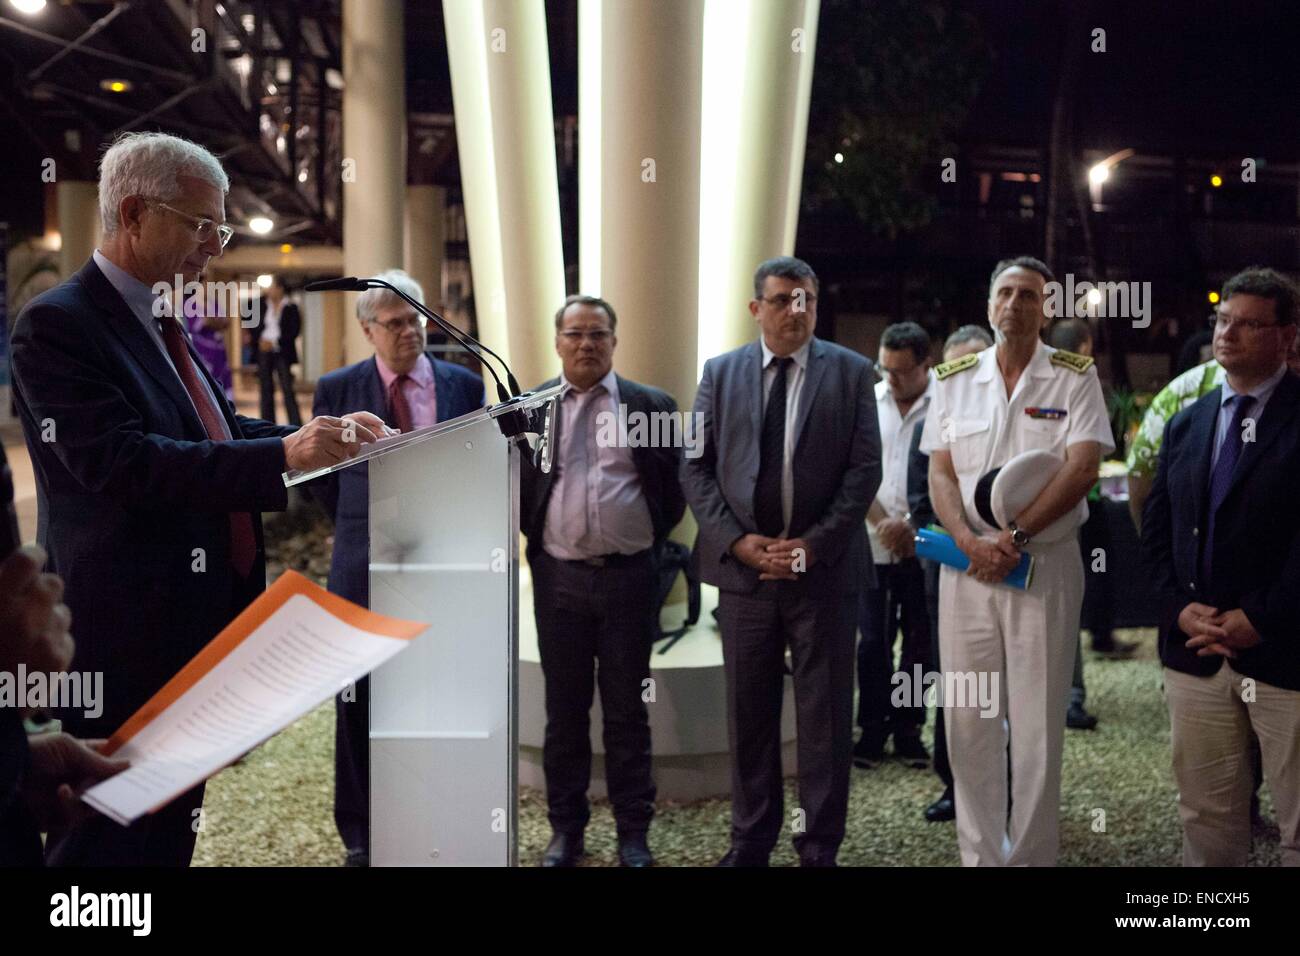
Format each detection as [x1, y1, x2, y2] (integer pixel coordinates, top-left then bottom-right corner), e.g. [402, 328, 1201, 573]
[375, 352, 432, 389]
[760, 336, 813, 371]
[1221, 362, 1288, 408]
[876, 371, 935, 418]
[93, 249, 170, 323]
[560, 367, 618, 402]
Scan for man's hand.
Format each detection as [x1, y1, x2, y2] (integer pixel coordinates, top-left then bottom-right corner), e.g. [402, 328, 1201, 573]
[876, 517, 915, 559]
[0, 545, 74, 681]
[1178, 602, 1233, 658]
[282, 414, 386, 471]
[23, 735, 130, 831]
[761, 538, 815, 581]
[959, 530, 1020, 585]
[341, 411, 394, 440]
[730, 534, 783, 574]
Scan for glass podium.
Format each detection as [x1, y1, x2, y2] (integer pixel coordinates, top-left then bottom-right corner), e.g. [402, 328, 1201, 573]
[285, 385, 563, 866]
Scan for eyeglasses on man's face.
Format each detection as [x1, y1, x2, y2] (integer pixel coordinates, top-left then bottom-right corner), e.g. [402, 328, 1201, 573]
[1210, 311, 1278, 334]
[558, 328, 613, 344]
[759, 292, 818, 312]
[142, 198, 235, 249]
[369, 314, 426, 335]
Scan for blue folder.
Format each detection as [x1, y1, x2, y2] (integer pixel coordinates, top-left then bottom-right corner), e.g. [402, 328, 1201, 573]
[914, 527, 1035, 590]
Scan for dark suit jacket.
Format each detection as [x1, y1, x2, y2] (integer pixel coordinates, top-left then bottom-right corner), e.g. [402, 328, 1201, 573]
[312, 354, 486, 605]
[10, 258, 296, 735]
[682, 337, 882, 596]
[906, 416, 936, 531]
[520, 374, 686, 563]
[1141, 370, 1300, 690]
[0, 711, 42, 866]
[279, 302, 301, 366]
[1, 443, 18, 560]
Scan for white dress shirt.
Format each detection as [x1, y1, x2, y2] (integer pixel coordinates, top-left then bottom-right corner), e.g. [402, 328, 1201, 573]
[868, 374, 934, 564]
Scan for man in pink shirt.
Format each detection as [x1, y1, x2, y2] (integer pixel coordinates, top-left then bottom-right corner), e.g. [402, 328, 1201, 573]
[311, 268, 485, 866]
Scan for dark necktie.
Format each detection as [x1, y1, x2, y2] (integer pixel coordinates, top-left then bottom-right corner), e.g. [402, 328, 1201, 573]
[159, 316, 257, 578]
[1199, 393, 1252, 587]
[754, 357, 793, 538]
[387, 374, 414, 433]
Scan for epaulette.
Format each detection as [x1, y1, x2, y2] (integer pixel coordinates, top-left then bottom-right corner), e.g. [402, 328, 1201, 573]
[1050, 349, 1094, 373]
[934, 352, 980, 380]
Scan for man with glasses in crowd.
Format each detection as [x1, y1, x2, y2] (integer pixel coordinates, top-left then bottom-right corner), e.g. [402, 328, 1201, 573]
[311, 268, 485, 867]
[520, 295, 685, 867]
[10, 131, 387, 865]
[1142, 266, 1300, 866]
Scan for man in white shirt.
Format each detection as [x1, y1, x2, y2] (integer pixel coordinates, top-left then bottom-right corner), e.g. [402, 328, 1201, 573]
[856, 322, 936, 770]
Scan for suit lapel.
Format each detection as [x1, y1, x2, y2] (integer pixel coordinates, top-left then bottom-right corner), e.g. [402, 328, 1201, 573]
[430, 354, 451, 422]
[746, 341, 764, 443]
[1188, 387, 1221, 523]
[791, 337, 827, 450]
[1221, 372, 1299, 506]
[78, 261, 206, 438]
[361, 357, 390, 428]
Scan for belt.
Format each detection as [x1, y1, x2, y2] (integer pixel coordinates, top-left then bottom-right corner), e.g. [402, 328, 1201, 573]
[559, 548, 653, 569]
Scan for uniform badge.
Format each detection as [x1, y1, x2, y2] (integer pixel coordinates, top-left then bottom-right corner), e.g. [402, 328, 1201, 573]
[934, 352, 980, 380]
[1049, 349, 1094, 373]
[1025, 407, 1067, 420]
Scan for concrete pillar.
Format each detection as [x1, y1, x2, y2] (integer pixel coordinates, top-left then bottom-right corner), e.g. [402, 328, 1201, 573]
[580, 0, 705, 410]
[697, 0, 820, 367]
[342, 0, 406, 365]
[404, 184, 446, 309]
[57, 180, 100, 279]
[443, 0, 565, 392]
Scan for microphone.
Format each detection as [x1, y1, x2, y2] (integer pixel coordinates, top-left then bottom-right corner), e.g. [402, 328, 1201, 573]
[305, 275, 521, 403]
[303, 276, 368, 293]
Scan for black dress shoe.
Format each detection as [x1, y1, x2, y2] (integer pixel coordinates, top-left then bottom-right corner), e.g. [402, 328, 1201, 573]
[853, 735, 885, 769]
[541, 831, 585, 867]
[617, 832, 654, 868]
[1066, 702, 1099, 730]
[892, 735, 930, 769]
[924, 793, 956, 822]
[715, 848, 769, 867]
[344, 847, 370, 867]
[1090, 635, 1137, 658]
[798, 854, 838, 867]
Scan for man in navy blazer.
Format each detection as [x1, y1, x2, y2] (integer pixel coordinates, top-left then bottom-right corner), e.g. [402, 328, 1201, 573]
[683, 256, 881, 866]
[312, 269, 485, 865]
[10, 132, 385, 865]
[1142, 266, 1300, 866]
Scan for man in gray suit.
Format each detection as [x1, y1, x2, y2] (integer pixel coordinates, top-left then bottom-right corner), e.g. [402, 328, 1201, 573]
[684, 256, 881, 866]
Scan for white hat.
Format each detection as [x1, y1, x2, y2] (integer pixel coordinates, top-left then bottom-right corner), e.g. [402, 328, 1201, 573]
[973, 449, 1076, 543]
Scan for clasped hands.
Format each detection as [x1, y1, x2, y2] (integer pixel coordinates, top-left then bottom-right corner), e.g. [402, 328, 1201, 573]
[731, 534, 815, 581]
[957, 529, 1021, 585]
[1178, 603, 1260, 659]
[282, 411, 397, 472]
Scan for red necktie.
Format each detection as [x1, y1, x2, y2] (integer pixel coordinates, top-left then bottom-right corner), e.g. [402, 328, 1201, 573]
[159, 316, 258, 578]
[387, 374, 414, 433]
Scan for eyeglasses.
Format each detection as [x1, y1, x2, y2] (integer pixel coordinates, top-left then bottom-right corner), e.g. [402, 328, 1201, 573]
[368, 315, 426, 334]
[759, 293, 818, 311]
[144, 199, 235, 249]
[558, 329, 613, 343]
[1210, 312, 1279, 334]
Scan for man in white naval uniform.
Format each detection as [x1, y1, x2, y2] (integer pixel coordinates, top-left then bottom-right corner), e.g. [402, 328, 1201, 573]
[920, 256, 1114, 866]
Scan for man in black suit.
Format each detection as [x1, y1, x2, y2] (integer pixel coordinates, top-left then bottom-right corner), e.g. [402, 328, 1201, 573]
[683, 257, 881, 867]
[256, 275, 303, 426]
[1142, 266, 1300, 866]
[10, 131, 385, 865]
[520, 294, 685, 867]
[312, 268, 485, 867]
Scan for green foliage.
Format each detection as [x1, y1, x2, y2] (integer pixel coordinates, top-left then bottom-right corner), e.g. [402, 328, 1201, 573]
[805, 0, 989, 235]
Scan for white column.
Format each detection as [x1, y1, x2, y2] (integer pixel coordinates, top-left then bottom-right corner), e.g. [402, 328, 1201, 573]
[404, 184, 446, 309]
[443, 0, 565, 392]
[342, 0, 406, 365]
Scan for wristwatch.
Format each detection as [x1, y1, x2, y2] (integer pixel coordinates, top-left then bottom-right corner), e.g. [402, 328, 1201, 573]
[1008, 521, 1030, 548]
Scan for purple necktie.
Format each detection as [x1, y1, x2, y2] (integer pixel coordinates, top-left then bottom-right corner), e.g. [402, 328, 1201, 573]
[1199, 393, 1251, 587]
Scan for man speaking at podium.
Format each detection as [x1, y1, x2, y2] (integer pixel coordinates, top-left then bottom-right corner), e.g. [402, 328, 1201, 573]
[312, 269, 486, 867]
[10, 131, 387, 866]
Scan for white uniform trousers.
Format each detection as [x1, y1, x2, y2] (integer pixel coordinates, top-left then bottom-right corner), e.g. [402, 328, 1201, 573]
[938, 536, 1083, 866]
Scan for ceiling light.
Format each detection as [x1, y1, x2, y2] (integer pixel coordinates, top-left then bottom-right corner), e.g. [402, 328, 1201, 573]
[249, 216, 274, 235]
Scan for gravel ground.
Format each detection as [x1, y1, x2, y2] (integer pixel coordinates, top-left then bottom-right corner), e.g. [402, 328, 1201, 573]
[192, 507, 1282, 867]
